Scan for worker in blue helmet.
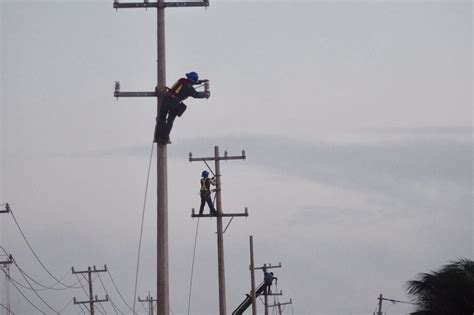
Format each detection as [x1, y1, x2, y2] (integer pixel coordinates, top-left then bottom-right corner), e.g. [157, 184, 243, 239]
[199, 170, 217, 216]
[264, 271, 278, 294]
[154, 72, 210, 144]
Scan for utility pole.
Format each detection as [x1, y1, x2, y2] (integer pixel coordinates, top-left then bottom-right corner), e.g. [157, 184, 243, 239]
[0, 203, 10, 214]
[138, 292, 157, 315]
[72, 265, 108, 315]
[268, 299, 293, 315]
[249, 236, 257, 315]
[112, 2, 209, 314]
[0, 254, 12, 315]
[253, 263, 282, 315]
[1, 205, 11, 315]
[377, 293, 383, 315]
[189, 146, 248, 315]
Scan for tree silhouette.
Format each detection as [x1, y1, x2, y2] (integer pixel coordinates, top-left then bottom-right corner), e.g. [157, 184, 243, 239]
[406, 258, 474, 315]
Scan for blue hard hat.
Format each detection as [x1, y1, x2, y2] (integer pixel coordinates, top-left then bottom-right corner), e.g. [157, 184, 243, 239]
[186, 71, 199, 83]
[202, 170, 209, 177]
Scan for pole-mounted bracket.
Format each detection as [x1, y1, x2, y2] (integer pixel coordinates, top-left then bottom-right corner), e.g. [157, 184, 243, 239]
[113, 0, 209, 9]
[189, 150, 246, 162]
[114, 81, 157, 98]
[191, 207, 248, 218]
[0, 203, 10, 214]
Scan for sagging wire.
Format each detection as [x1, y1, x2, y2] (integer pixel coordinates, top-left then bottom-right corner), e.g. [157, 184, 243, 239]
[186, 217, 201, 315]
[8, 206, 81, 289]
[107, 269, 134, 313]
[132, 143, 154, 315]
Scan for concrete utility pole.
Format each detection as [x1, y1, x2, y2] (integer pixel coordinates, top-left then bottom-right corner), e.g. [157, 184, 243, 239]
[72, 265, 108, 315]
[253, 263, 282, 315]
[138, 292, 157, 315]
[0, 205, 11, 315]
[189, 146, 248, 315]
[0, 254, 12, 315]
[112, 2, 209, 314]
[377, 293, 383, 315]
[249, 236, 257, 315]
[268, 299, 293, 315]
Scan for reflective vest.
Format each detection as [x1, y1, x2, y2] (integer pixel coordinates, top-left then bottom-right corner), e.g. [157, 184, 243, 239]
[200, 178, 210, 192]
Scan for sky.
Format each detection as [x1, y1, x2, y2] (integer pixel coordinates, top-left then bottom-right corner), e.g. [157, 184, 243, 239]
[0, 0, 472, 314]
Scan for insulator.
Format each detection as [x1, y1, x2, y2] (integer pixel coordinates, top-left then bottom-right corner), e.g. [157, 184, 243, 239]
[115, 81, 121, 92]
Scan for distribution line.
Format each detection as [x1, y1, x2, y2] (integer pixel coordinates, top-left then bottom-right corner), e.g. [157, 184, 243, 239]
[187, 217, 201, 315]
[133, 143, 155, 315]
[97, 271, 123, 315]
[8, 206, 81, 289]
[0, 303, 16, 315]
[12, 260, 60, 314]
[107, 269, 134, 313]
[13, 261, 76, 291]
[7, 272, 47, 314]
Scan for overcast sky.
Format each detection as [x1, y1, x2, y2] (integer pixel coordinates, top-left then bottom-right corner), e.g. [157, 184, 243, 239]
[0, 0, 472, 314]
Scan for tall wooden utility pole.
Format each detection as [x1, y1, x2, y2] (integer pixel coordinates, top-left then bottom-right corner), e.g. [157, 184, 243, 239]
[72, 265, 108, 315]
[112, 1, 209, 314]
[189, 146, 248, 315]
[138, 292, 157, 315]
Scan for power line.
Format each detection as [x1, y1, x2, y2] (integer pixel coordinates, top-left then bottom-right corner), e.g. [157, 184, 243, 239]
[11, 259, 59, 314]
[8, 206, 80, 289]
[108, 268, 135, 313]
[7, 272, 47, 314]
[187, 218, 201, 315]
[97, 271, 123, 315]
[133, 143, 154, 315]
[0, 303, 16, 315]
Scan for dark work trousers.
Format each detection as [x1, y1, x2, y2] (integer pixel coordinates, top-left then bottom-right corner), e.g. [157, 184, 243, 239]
[155, 95, 178, 141]
[199, 191, 215, 215]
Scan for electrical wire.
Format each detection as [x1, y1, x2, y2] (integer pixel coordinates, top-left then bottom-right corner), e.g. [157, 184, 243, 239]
[0, 303, 16, 315]
[12, 261, 76, 292]
[8, 206, 80, 289]
[186, 217, 201, 315]
[58, 298, 74, 314]
[107, 269, 134, 313]
[7, 273, 47, 314]
[97, 271, 123, 315]
[132, 143, 154, 315]
[7, 261, 59, 314]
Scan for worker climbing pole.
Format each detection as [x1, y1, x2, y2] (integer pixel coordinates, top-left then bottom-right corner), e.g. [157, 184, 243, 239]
[189, 146, 249, 315]
[112, 1, 210, 314]
[154, 72, 211, 144]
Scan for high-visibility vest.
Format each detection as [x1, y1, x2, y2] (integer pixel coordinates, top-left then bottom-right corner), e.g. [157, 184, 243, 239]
[200, 178, 209, 192]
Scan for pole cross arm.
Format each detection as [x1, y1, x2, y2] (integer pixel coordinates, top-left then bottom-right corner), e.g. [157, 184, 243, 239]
[0, 203, 10, 214]
[191, 207, 248, 218]
[268, 299, 293, 308]
[113, 1, 209, 9]
[254, 262, 282, 271]
[114, 91, 157, 98]
[73, 295, 109, 305]
[189, 150, 246, 162]
[267, 290, 283, 296]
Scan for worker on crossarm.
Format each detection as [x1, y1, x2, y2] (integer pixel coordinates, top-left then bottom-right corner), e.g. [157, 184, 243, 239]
[199, 170, 217, 216]
[264, 271, 277, 294]
[154, 71, 210, 144]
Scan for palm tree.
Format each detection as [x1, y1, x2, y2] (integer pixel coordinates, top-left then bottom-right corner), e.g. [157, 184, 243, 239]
[406, 258, 474, 315]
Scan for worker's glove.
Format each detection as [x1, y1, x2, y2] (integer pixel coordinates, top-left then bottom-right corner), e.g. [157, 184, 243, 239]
[205, 91, 211, 99]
